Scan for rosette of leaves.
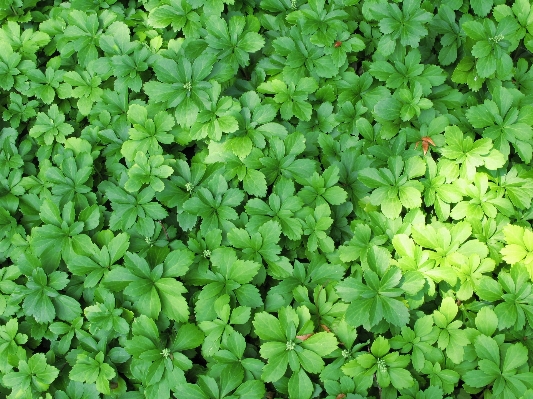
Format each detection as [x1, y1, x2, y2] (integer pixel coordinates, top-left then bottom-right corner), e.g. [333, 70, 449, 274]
[342, 336, 414, 395]
[373, 82, 434, 129]
[476, 264, 533, 331]
[259, 132, 318, 186]
[99, 180, 168, 238]
[498, 165, 533, 211]
[430, 4, 464, 66]
[48, 316, 84, 356]
[336, 245, 411, 329]
[323, 376, 366, 399]
[61, 65, 104, 116]
[266, 253, 345, 310]
[156, 159, 220, 231]
[30, 199, 99, 267]
[209, 330, 264, 384]
[358, 155, 426, 219]
[193, 247, 263, 322]
[103, 248, 194, 322]
[288, 0, 349, 48]
[0, 130, 27, 209]
[418, 361, 460, 397]
[470, 215, 507, 266]
[299, 203, 335, 253]
[264, 25, 340, 81]
[439, 126, 506, 181]
[175, 370, 265, 399]
[403, 113, 448, 156]
[228, 219, 293, 279]
[339, 222, 388, 267]
[465, 85, 533, 163]
[223, 90, 288, 159]
[420, 156, 463, 221]
[83, 286, 130, 340]
[2, 353, 59, 398]
[0, 20, 50, 61]
[461, 16, 520, 81]
[453, 253, 496, 301]
[2, 92, 39, 128]
[297, 165, 348, 208]
[69, 351, 117, 395]
[389, 315, 441, 372]
[331, 146, 374, 204]
[500, 224, 533, 278]
[56, 9, 113, 67]
[492, 0, 533, 53]
[108, 41, 153, 93]
[369, 49, 446, 96]
[197, 294, 252, 357]
[367, 0, 432, 57]
[184, 228, 223, 282]
[146, 0, 204, 35]
[463, 334, 533, 398]
[14, 250, 82, 324]
[144, 52, 216, 127]
[188, 80, 241, 143]
[0, 319, 28, 375]
[320, 320, 370, 387]
[124, 151, 174, 193]
[44, 149, 95, 211]
[29, 104, 74, 148]
[203, 146, 269, 197]
[0, 41, 35, 92]
[204, 14, 265, 72]
[0, 208, 24, 264]
[124, 315, 204, 399]
[182, 174, 244, 234]
[244, 176, 304, 241]
[66, 230, 130, 289]
[450, 173, 515, 220]
[333, 101, 367, 137]
[257, 76, 318, 122]
[121, 104, 176, 163]
[410, 220, 488, 269]
[253, 306, 339, 399]
[334, 71, 389, 113]
[392, 233, 455, 299]
[292, 284, 348, 336]
[432, 297, 472, 364]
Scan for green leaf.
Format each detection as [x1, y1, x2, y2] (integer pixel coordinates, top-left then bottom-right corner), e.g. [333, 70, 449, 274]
[3, 353, 59, 393]
[470, 0, 493, 17]
[211, 247, 261, 284]
[253, 312, 286, 342]
[474, 335, 500, 366]
[69, 352, 116, 395]
[243, 169, 267, 197]
[462, 369, 497, 388]
[475, 307, 498, 337]
[288, 368, 313, 399]
[501, 224, 533, 278]
[172, 324, 205, 351]
[502, 342, 528, 372]
[301, 332, 338, 356]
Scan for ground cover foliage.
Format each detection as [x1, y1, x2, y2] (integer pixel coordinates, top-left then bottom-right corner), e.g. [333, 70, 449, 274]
[2, 0, 533, 398]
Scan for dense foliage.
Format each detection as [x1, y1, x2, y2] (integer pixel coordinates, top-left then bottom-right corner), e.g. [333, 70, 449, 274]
[2, 0, 533, 398]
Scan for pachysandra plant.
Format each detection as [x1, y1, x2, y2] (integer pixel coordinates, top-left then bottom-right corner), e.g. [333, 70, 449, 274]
[3, 0, 533, 398]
